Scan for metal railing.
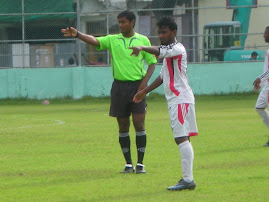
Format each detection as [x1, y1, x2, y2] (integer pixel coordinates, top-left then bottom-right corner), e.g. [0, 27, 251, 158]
[0, 0, 268, 68]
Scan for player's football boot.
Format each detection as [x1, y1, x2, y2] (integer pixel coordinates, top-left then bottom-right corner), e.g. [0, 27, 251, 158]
[135, 163, 146, 174]
[167, 178, 196, 191]
[120, 164, 135, 173]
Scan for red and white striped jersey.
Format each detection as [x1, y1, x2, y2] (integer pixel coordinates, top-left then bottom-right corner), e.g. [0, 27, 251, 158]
[159, 42, 194, 107]
[259, 49, 269, 89]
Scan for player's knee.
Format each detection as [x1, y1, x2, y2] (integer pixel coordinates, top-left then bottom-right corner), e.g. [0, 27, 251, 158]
[174, 136, 189, 145]
[255, 108, 265, 113]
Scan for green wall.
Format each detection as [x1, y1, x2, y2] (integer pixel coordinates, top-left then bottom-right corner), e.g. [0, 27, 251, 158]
[0, 62, 263, 99]
[189, 62, 263, 95]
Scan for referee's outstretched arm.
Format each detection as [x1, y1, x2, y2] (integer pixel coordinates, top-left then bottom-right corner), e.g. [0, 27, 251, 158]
[61, 27, 100, 47]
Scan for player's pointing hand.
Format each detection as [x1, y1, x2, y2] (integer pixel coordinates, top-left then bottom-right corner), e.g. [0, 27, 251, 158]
[129, 46, 142, 56]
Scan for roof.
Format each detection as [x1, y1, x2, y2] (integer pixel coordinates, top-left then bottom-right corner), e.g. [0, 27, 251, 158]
[0, 0, 75, 22]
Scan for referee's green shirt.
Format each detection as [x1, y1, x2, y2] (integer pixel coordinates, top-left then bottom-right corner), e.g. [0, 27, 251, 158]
[96, 33, 157, 81]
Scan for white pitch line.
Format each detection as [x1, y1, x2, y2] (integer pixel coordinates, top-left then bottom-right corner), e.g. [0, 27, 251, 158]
[0, 119, 65, 130]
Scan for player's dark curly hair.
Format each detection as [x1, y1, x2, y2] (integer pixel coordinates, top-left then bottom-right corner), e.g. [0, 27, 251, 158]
[157, 16, 177, 31]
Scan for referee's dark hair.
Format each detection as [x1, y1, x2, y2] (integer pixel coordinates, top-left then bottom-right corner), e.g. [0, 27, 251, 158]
[117, 10, 136, 25]
[157, 16, 177, 31]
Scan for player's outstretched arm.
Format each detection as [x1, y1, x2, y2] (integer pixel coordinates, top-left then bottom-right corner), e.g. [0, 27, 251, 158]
[61, 27, 100, 46]
[129, 46, 160, 56]
[133, 76, 163, 103]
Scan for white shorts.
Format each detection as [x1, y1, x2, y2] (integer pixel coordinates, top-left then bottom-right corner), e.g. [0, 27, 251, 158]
[168, 103, 198, 138]
[255, 89, 269, 109]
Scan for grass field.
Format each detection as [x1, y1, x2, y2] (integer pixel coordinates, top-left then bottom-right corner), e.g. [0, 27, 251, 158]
[0, 94, 268, 201]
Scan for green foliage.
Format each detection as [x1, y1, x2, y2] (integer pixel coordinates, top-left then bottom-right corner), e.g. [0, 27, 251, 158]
[0, 94, 268, 201]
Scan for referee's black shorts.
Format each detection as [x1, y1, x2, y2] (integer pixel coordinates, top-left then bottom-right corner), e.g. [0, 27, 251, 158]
[109, 79, 146, 118]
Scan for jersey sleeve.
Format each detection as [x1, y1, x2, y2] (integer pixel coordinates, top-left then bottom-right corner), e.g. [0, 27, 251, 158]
[96, 35, 111, 51]
[142, 37, 157, 65]
[159, 43, 184, 58]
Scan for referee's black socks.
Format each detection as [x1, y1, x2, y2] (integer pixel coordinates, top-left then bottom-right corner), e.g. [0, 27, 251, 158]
[136, 131, 146, 164]
[119, 132, 132, 165]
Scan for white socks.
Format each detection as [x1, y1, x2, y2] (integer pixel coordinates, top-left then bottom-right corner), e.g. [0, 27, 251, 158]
[256, 108, 269, 129]
[178, 140, 194, 182]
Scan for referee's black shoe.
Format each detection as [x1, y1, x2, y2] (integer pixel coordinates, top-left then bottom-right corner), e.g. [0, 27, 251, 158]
[136, 163, 146, 174]
[120, 164, 135, 173]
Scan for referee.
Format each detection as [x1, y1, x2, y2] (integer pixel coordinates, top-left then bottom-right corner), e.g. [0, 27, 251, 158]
[62, 10, 157, 173]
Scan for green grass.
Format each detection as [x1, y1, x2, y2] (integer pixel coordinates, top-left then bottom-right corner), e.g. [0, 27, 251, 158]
[0, 94, 268, 201]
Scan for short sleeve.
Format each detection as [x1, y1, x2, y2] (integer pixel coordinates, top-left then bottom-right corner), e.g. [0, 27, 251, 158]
[159, 43, 184, 58]
[96, 35, 111, 51]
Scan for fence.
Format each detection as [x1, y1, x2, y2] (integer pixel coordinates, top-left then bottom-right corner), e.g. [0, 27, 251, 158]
[0, 0, 268, 68]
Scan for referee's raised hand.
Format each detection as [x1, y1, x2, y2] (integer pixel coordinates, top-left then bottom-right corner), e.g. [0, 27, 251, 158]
[61, 27, 78, 38]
